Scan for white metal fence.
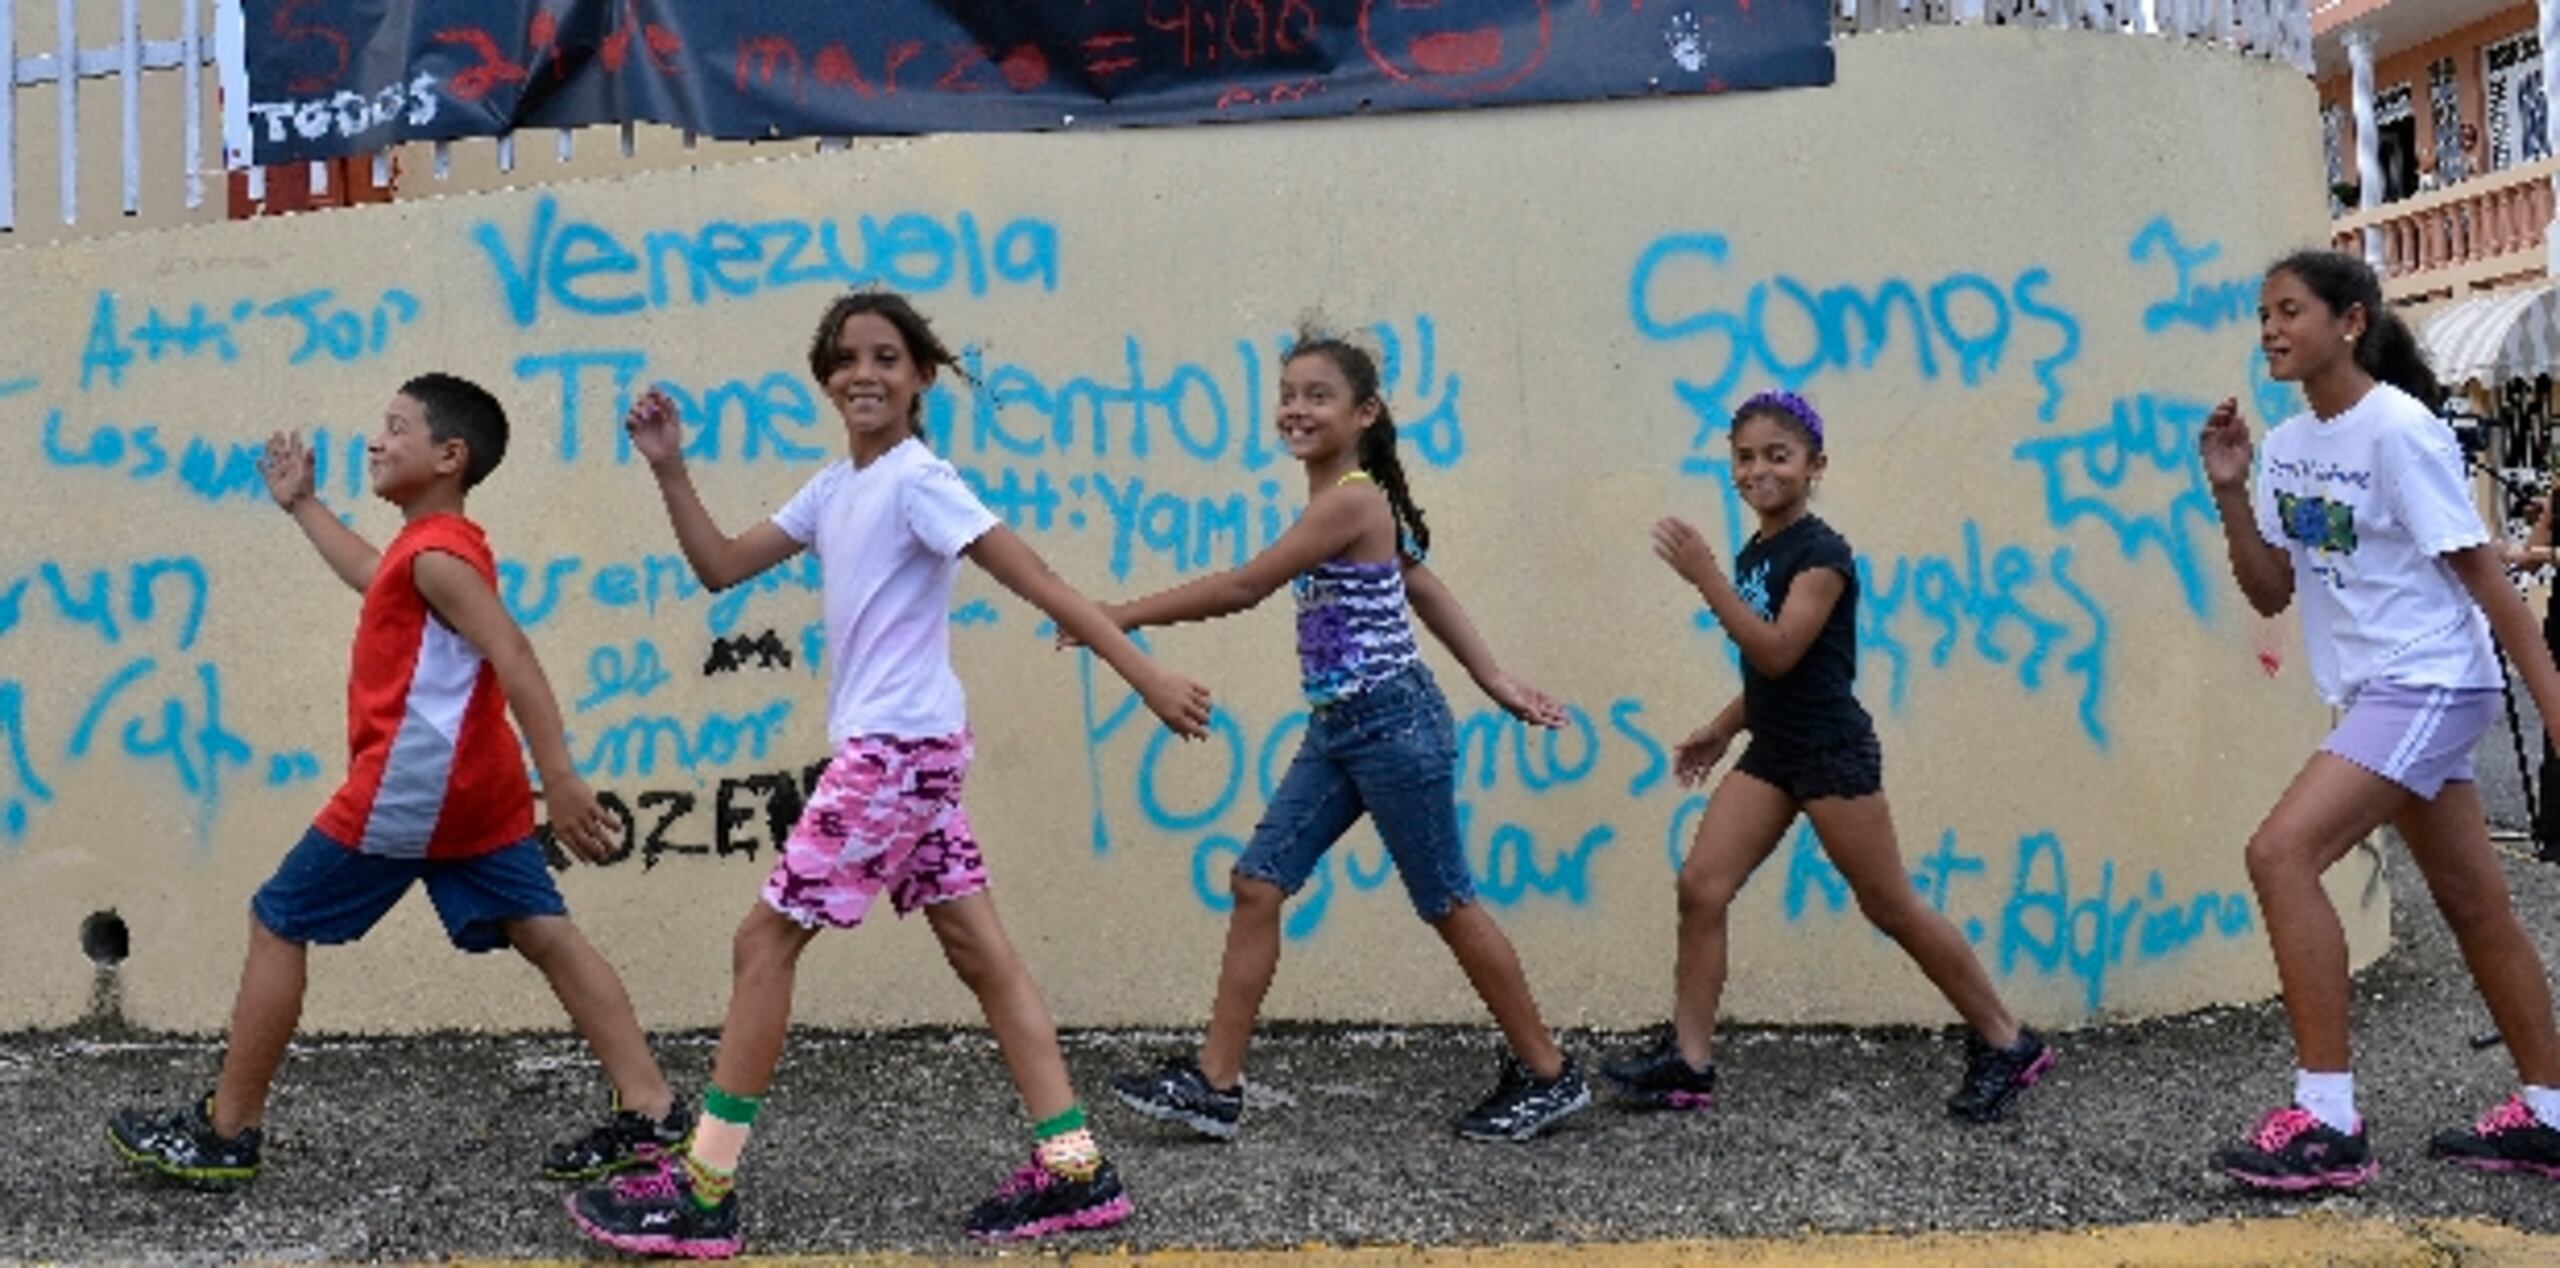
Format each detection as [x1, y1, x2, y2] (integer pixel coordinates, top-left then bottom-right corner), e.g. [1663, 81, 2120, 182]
[4, 0, 2318, 239]
[1837, 0, 2315, 72]
[1, 0, 215, 231]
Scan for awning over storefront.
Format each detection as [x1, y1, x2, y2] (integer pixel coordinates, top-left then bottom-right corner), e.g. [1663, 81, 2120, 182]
[2423, 284, 2560, 387]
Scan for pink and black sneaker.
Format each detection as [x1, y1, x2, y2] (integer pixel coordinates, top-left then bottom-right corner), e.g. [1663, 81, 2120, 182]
[1598, 1029, 1718, 1112]
[2217, 1106, 2378, 1193]
[565, 1154, 744, 1260]
[2429, 1095, 2560, 1179]
[1947, 1027, 2055, 1123]
[964, 1155, 1134, 1243]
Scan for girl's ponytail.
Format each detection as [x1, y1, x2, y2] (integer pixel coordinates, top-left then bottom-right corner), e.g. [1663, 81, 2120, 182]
[2362, 308, 2446, 412]
[1356, 406, 1432, 561]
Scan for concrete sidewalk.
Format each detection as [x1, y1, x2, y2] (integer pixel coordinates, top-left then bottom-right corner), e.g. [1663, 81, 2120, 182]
[14, 846, 2560, 1264]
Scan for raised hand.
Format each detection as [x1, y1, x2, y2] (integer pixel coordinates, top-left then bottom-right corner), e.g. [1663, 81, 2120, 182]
[2200, 397, 2255, 492]
[262, 430, 316, 511]
[624, 388, 685, 469]
[1651, 516, 1720, 587]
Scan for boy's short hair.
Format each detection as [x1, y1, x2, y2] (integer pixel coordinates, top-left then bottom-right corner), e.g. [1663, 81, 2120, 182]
[400, 372, 510, 489]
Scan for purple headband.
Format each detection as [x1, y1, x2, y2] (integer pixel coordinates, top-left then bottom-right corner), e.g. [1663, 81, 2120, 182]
[1737, 390, 1825, 451]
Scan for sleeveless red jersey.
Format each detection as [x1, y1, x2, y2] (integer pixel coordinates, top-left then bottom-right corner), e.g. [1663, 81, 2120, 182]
[311, 514, 535, 858]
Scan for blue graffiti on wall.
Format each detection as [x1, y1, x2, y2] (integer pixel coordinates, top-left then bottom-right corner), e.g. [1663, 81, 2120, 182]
[0, 555, 323, 843]
[1627, 232, 2084, 426]
[472, 195, 1061, 328]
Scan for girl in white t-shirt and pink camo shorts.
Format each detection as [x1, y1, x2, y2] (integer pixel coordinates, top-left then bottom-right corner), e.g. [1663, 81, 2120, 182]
[2204, 249, 2560, 1194]
[566, 293, 1215, 1258]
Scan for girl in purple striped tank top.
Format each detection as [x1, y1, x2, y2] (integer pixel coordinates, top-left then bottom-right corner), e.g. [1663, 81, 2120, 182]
[1087, 333, 1596, 1144]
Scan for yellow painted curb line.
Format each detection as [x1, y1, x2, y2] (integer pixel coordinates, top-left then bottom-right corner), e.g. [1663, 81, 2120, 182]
[419, 1214, 2560, 1266]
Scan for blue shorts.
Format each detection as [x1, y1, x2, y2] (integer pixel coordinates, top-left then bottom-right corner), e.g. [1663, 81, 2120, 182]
[251, 828, 568, 953]
[1236, 664, 1476, 922]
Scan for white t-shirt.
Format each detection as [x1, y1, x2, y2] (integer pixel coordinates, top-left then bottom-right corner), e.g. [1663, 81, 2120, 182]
[2252, 382, 2499, 706]
[771, 438, 999, 742]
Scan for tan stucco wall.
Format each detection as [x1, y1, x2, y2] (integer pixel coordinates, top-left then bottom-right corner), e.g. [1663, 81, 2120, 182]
[0, 28, 2365, 1035]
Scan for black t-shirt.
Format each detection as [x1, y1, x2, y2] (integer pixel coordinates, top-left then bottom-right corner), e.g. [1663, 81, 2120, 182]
[1734, 513, 1870, 749]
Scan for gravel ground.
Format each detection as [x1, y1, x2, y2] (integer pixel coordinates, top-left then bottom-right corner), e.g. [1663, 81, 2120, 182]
[10, 690, 2560, 1263]
[11, 831, 2560, 1264]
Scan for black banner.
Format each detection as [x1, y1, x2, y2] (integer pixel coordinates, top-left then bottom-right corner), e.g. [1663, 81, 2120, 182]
[237, 0, 1833, 165]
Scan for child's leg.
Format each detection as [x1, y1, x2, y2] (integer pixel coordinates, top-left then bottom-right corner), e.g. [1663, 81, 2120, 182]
[2243, 753, 2408, 1074]
[923, 891, 1075, 1121]
[1200, 876, 1291, 1089]
[1669, 769, 1798, 1066]
[2394, 780, 2560, 1086]
[707, 904, 823, 1103]
[210, 913, 308, 1136]
[1428, 902, 1562, 1077]
[1198, 734, 1366, 1089]
[505, 914, 674, 1119]
[1802, 791, 2018, 1047]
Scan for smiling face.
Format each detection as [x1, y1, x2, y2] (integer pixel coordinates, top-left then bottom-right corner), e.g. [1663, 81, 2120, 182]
[368, 393, 465, 504]
[1729, 409, 1823, 522]
[1276, 352, 1381, 465]
[821, 311, 933, 455]
[2258, 267, 2363, 385]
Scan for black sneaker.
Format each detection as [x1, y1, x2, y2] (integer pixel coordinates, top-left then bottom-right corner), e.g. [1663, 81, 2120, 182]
[1455, 1055, 1592, 1142]
[2216, 1106, 2378, 1193]
[106, 1092, 262, 1187]
[1110, 1062, 1243, 1140]
[543, 1094, 695, 1180]
[564, 1154, 744, 1259]
[2430, 1095, 2560, 1179]
[1598, 1028, 1718, 1111]
[964, 1156, 1135, 1243]
[1946, 1026, 2055, 1123]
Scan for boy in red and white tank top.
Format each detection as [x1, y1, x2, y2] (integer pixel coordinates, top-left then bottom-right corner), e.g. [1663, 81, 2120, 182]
[108, 374, 689, 1190]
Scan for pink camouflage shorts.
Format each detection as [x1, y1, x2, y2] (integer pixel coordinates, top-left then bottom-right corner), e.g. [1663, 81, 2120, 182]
[762, 730, 989, 929]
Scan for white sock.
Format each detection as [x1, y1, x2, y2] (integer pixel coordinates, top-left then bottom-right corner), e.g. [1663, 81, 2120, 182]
[2522, 1085, 2560, 1129]
[2294, 1070, 2358, 1134]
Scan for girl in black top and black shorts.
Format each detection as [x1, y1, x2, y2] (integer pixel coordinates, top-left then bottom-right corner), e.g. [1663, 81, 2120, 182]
[1601, 390, 2054, 1124]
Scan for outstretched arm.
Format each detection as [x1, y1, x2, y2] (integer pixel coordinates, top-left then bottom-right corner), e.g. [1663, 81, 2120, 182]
[628, 389, 803, 590]
[263, 431, 379, 593]
[967, 526, 1213, 738]
[2452, 547, 2560, 754]
[1107, 489, 1372, 631]
[1651, 517, 1844, 678]
[1403, 562, 1567, 727]
[412, 552, 623, 862]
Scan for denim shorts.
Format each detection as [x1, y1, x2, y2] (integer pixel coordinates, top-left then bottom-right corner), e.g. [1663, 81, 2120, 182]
[251, 827, 567, 953]
[1236, 664, 1475, 922]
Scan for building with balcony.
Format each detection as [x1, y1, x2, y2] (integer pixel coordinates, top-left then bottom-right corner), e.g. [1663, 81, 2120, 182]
[2317, 0, 2560, 477]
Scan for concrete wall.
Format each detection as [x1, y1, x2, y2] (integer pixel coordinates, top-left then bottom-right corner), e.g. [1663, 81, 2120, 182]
[0, 28, 2365, 1035]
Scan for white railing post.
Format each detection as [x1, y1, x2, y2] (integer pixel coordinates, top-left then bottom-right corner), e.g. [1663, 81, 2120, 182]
[2543, 0, 2560, 277]
[55, 0, 75, 223]
[119, 0, 139, 215]
[1, 0, 18, 232]
[2348, 27, 2384, 271]
[183, 0, 205, 210]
